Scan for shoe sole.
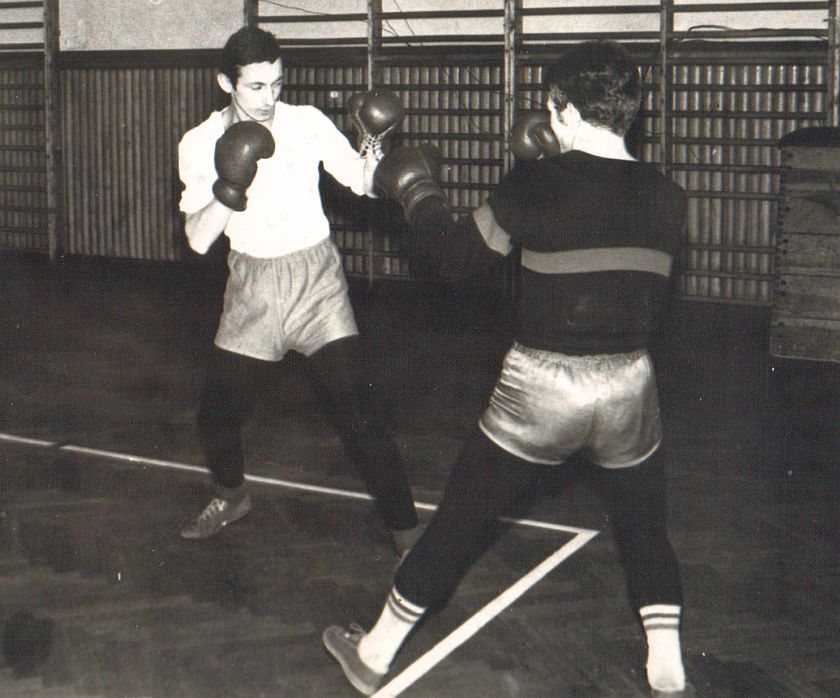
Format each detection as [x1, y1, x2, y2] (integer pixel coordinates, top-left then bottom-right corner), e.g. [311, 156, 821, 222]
[322, 627, 381, 696]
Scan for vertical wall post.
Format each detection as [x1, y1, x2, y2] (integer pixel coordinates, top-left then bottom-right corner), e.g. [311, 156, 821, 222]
[503, 0, 521, 298]
[365, 0, 384, 286]
[367, 0, 382, 89]
[503, 0, 519, 173]
[659, 0, 673, 176]
[829, 0, 840, 126]
[244, 0, 258, 27]
[43, 0, 61, 260]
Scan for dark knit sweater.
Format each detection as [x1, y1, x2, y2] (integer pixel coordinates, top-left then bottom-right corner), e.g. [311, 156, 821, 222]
[412, 150, 687, 355]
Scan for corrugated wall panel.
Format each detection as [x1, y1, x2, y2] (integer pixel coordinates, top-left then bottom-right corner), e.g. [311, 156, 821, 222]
[669, 57, 826, 304]
[379, 61, 503, 279]
[59, 65, 217, 260]
[380, 62, 504, 212]
[0, 61, 47, 253]
[0, 0, 48, 254]
[49, 45, 831, 305]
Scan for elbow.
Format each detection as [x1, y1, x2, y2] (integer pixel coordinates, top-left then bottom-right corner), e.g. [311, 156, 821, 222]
[185, 231, 210, 256]
[184, 218, 210, 255]
[189, 240, 210, 256]
[187, 236, 211, 255]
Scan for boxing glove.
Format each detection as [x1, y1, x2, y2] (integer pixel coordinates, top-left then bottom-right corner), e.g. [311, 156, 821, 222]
[511, 111, 561, 161]
[374, 144, 447, 224]
[347, 89, 405, 160]
[212, 121, 276, 212]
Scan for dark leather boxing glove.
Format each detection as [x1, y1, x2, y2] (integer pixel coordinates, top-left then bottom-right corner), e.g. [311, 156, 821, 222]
[511, 111, 561, 161]
[347, 89, 405, 160]
[374, 144, 448, 224]
[212, 121, 275, 212]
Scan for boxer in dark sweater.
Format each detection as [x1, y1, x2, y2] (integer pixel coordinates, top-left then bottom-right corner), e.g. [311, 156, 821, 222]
[323, 40, 692, 697]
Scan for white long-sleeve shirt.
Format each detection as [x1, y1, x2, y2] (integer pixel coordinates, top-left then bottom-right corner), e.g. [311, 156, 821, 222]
[178, 102, 365, 258]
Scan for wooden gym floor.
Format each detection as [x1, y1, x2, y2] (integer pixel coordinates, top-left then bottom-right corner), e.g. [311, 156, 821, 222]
[0, 252, 838, 697]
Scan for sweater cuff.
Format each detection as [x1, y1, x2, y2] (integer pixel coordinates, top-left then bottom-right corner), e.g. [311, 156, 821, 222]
[410, 195, 451, 228]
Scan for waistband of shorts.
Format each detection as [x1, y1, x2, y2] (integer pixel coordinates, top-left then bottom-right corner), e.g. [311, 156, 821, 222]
[511, 341, 648, 366]
[228, 237, 334, 265]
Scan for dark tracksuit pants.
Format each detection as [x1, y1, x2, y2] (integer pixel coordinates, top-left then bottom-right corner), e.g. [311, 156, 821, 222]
[197, 335, 419, 532]
[395, 425, 682, 611]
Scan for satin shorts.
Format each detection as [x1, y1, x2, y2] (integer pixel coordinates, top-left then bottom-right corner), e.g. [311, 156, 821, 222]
[215, 238, 357, 361]
[479, 342, 662, 467]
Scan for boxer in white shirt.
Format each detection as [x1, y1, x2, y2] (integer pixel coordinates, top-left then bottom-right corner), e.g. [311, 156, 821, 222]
[177, 26, 421, 553]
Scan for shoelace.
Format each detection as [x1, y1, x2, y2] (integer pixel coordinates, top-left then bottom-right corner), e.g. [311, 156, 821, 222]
[360, 134, 384, 161]
[197, 498, 227, 521]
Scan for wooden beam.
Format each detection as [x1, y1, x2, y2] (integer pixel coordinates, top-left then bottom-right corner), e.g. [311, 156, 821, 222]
[43, 0, 60, 259]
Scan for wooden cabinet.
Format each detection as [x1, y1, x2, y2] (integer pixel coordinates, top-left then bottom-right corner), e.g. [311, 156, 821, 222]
[771, 127, 840, 362]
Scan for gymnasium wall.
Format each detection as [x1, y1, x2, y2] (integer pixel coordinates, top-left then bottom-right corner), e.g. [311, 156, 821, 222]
[0, 1, 836, 305]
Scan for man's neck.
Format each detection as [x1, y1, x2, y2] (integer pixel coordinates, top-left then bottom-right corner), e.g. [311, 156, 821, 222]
[220, 105, 236, 128]
[571, 122, 634, 161]
[220, 103, 279, 129]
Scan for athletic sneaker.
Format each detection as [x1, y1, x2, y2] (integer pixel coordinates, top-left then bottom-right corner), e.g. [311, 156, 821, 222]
[322, 624, 386, 695]
[180, 493, 252, 539]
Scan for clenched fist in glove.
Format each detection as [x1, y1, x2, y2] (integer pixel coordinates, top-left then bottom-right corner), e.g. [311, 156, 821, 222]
[373, 144, 447, 225]
[212, 121, 275, 212]
[347, 89, 405, 161]
[511, 111, 561, 161]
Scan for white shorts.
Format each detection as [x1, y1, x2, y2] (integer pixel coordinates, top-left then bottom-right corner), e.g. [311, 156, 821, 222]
[479, 342, 662, 467]
[214, 239, 358, 361]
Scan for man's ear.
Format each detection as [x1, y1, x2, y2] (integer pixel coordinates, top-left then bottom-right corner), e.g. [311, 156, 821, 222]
[217, 72, 234, 95]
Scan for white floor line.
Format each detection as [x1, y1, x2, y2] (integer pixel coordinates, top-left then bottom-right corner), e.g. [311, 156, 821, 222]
[0, 430, 600, 697]
[0, 432, 58, 448]
[0, 431, 597, 536]
[373, 528, 599, 697]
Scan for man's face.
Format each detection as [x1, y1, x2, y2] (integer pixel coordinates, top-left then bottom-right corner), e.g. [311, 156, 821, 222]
[219, 59, 283, 124]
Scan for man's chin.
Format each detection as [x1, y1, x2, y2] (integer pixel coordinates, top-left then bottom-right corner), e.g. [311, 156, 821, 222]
[236, 110, 274, 124]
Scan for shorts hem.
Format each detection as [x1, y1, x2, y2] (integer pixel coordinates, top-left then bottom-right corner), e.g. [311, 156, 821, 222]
[214, 328, 360, 361]
[591, 438, 662, 469]
[213, 339, 282, 362]
[298, 328, 359, 357]
[478, 419, 565, 466]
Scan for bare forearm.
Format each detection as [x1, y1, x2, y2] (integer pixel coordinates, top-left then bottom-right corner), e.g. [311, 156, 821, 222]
[184, 199, 233, 254]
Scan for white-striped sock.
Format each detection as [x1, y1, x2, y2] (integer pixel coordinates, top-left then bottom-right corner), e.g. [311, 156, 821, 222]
[358, 586, 426, 674]
[640, 604, 685, 692]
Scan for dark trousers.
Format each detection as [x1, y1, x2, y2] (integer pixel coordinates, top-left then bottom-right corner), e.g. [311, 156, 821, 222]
[395, 425, 682, 611]
[197, 336, 419, 531]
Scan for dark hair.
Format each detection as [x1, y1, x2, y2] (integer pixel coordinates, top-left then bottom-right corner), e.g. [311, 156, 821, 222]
[542, 41, 640, 135]
[220, 26, 282, 86]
